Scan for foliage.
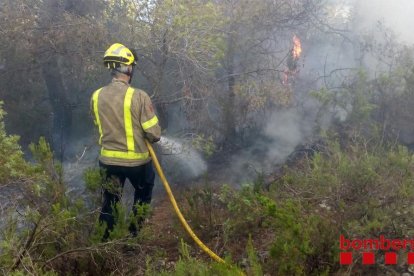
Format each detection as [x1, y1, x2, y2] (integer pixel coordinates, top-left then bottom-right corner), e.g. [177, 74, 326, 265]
[272, 135, 414, 274]
[4, 1, 414, 275]
[180, 181, 335, 275]
[0, 0, 326, 153]
[0, 133, 92, 274]
[83, 167, 104, 193]
[0, 0, 107, 150]
[3, 73, 414, 275]
[246, 236, 263, 276]
[311, 44, 414, 146]
[177, 121, 414, 275]
[0, 105, 145, 275]
[149, 240, 243, 276]
[0, 102, 29, 183]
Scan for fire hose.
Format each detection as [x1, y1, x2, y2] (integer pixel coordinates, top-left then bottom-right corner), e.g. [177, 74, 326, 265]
[144, 140, 226, 264]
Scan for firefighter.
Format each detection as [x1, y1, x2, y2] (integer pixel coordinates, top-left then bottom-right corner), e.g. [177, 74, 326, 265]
[91, 43, 161, 239]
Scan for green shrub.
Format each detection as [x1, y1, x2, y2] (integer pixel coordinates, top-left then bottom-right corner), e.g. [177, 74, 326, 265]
[272, 136, 414, 274]
[0, 103, 140, 274]
[0, 101, 30, 183]
[153, 240, 243, 276]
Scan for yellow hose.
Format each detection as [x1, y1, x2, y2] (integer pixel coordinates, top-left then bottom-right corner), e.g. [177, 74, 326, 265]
[145, 140, 226, 264]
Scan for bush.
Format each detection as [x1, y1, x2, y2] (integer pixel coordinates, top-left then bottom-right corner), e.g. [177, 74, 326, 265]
[3, 92, 414, 275]
[0, 103, 145, 275]
[181, 181, 336, 275]
[273, 136, 414, 274]
[149, 240, 244, 276]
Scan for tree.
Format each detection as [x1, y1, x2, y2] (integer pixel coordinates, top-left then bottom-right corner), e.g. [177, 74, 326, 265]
[0, 0, 107, 158]
[214, 0, 324, 145]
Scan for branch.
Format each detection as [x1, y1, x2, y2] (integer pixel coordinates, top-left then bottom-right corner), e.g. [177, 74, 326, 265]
[42, 240, 142, 269]
[216, 68, 285, 82]
[10, 217, 41, 271]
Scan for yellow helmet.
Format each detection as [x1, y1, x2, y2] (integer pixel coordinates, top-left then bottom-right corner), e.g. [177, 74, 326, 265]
[103, 43, 137, 69]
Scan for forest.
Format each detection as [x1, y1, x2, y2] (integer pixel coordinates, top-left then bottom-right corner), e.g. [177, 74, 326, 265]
[2, 0, 414, 275]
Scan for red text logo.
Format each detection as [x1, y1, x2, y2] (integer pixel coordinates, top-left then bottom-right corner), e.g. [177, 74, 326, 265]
[339, 235, 414, 265]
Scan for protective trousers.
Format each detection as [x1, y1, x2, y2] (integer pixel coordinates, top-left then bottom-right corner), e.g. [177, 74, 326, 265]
[98, 161, 155, 240]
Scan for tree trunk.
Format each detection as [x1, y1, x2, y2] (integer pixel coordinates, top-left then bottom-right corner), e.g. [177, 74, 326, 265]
[153, 31, 170, 130]
[42, 58, 72, 161]
[223, 34, 237, 144]
[38, 0, 73, 161]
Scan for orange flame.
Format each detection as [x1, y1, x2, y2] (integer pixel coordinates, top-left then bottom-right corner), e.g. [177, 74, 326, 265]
[281, 35, 302, 86]
[292, 35, 302, 60]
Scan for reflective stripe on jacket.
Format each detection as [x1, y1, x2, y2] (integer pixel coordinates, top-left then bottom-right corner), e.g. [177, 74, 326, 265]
[91, 79, 161, 167]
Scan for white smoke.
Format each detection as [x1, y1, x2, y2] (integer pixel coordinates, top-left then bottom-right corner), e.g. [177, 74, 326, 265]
[159, 136, 208, 180]
[227, 0, 414, 184]
[263, 110, 305, 162]
[352, 0, 414, 45]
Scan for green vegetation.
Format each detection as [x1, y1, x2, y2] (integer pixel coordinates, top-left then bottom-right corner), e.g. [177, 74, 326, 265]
[3, 89, 414, 274]
[3, 51, 414, 273]
[2, 0, 414, 275]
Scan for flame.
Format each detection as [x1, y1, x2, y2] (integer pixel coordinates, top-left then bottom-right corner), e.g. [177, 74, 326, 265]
[292, 35, 302, 60]
[281, 35, 302, 86]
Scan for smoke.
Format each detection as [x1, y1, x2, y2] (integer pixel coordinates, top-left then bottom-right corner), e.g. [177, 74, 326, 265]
[158, 136, 208, 180]
[327, 0, 414, 44]
[226, 0, 414, 184]
[63, 0, 414, 189]
[352, 0, 414, 45]
[226, 107, 315, 184]
[262, 110, 307, 162]
[63, 140, 99, 196]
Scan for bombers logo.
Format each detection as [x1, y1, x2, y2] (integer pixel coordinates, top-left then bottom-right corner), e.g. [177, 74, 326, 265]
[340, 235, 414, 265]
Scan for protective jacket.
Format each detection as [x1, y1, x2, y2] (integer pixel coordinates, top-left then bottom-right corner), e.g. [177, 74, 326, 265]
[91, 79, 161, 167]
